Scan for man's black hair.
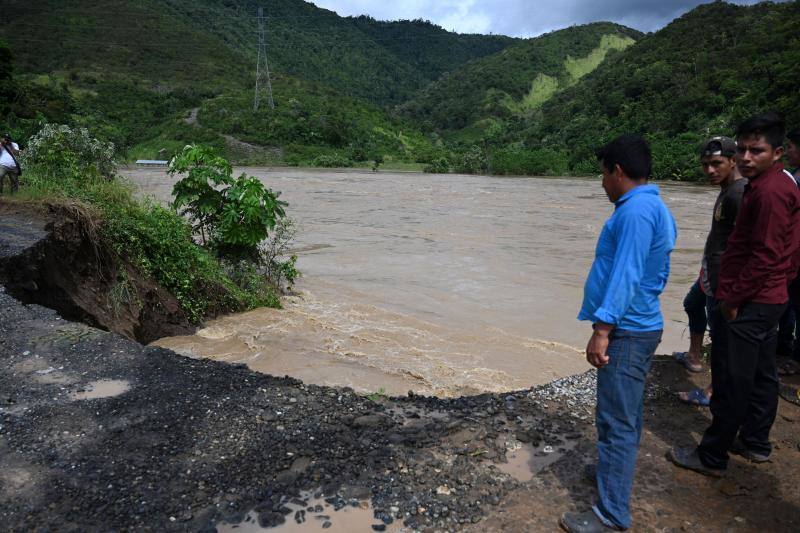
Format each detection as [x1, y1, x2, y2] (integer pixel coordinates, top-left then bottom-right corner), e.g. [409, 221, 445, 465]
[735, 112, 785, 149]
[596, 134, 651, 180]
[788, 128, 800, 145]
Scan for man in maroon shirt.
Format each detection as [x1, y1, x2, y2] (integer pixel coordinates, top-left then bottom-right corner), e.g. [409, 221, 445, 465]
[669, 113, 800, 474]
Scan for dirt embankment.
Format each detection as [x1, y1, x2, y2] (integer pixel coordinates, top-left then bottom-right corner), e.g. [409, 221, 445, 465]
[0, 201, 194, 344]
[1, 202, 799, 532]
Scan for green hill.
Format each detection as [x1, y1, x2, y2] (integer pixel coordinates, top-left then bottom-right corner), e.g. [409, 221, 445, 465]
[0, 0, 515, 107]
[398, 22, 641, 133]
[0, 0, 516, 164]
[523, 1, 800, 178]
[347, 16, 515, 87]
[3, 0, 797, 180]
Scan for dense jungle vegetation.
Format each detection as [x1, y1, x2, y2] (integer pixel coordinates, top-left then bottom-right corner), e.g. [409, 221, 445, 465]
[1, 1, 799, 180]
[398, 23, 642, 132]
[522, 1, 800, 179]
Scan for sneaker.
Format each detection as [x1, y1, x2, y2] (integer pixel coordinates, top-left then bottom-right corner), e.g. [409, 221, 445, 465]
[730, 438, 770, 463]
[559, 510, 623, 532]
[667, 446, 725, 477]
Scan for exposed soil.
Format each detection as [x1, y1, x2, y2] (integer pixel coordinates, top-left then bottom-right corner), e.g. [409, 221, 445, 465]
[184, 107, 284, 161]
[0, 200, 194, 343]
[1, 204, 799, 532]
[469, 360, 800, 533]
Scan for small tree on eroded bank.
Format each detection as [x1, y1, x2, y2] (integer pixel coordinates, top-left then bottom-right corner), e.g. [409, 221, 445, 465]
[169, 144, 298, 291]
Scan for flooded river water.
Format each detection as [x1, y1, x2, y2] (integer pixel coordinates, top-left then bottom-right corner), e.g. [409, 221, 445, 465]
[123, 168, 714, 397]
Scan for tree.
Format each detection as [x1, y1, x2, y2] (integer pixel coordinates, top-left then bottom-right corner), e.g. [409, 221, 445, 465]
[169, 144, 287, 261]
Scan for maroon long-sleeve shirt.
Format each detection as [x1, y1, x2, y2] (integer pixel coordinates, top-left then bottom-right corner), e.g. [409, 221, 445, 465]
[716, 162, 800, 308]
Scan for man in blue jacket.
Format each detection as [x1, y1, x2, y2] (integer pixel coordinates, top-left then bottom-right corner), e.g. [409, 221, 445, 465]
[561, 135, 677, 532]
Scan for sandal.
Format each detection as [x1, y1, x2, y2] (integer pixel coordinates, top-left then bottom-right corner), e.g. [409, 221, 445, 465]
[678, 388, 711, 407]
[673, 351, 703, 373]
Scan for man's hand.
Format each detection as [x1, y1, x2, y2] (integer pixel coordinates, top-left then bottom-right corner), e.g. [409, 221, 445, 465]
[586, 322, 613, 368]
[719, 300, 738, 322]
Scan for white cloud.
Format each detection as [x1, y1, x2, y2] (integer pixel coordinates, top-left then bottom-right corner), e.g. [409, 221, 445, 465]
[310, 0, 779, 37]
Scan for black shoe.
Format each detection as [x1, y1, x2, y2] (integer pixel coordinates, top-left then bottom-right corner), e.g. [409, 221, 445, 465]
[667, 447, 725, 477]
[559, 510, 623, 532]
[730, 438, 770, 463]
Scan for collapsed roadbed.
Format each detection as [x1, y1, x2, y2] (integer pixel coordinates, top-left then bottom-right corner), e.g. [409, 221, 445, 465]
[1, 201, 799, 532]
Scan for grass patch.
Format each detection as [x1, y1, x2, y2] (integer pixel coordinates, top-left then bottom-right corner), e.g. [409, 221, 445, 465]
[503, 34, 635, 115]
[503, 73, 560, 114]
[16, 168, 280, 323]
[564, 34, 635, 82]
[364, 387, 388, 402]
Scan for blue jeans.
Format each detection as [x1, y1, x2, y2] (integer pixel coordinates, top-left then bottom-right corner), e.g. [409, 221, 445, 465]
[594, 329, 662, 530]
[683, 280, 707, 335]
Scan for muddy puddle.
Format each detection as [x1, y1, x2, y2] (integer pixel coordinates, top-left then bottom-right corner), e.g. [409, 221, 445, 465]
[218, 491, 401, 532]
[69, 379, 131, 401]
[493, 439, 578, 482]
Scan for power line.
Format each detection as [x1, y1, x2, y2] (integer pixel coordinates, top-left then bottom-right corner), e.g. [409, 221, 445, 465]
[253, 7, 275, 111]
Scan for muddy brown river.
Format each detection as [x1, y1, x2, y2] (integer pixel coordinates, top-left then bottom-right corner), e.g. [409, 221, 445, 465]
[123, 168, 714, 397]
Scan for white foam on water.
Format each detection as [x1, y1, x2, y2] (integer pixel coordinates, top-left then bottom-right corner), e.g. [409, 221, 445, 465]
[129, 169, 719, 395]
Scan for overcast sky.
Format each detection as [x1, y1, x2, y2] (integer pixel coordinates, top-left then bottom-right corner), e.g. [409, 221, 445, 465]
[311, 0, 774, 37]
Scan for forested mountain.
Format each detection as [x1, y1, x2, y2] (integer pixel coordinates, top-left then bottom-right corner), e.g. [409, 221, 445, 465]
[0, 0, 514, 106]
[520, 1, 800, 178]
[1, 1, 798, 179]
[399, 23, 641, 133]
[348, 16, 515, 87]
[0, 0, 514, 164]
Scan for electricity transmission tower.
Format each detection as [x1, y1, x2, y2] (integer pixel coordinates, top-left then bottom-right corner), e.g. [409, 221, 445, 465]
[253, 6, 275, 111]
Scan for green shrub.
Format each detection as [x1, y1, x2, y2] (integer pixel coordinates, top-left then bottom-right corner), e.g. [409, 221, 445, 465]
[20, 123, 116, 180]
[648, 132, 704, 181]
[18, 127, 283, 322]
[170, 144, 288, 261]
[310, 153, 353, 168]
[490, 147, 569, 176]
[423, 157, 450, 174]
[454, 146, 488, 174]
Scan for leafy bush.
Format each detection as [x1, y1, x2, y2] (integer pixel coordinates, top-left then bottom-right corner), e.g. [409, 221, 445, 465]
[20, 123, 116, 180]
[423, 157, 450, 174]
[18, 127, 282, 322]
[490, 147, 569, 176]
[310, 153, 353, 168]
[648, 132, 704, 181]
[169, 144, 287, 261]
[454, 146, 488, 174]
[261, 218, 301, 292]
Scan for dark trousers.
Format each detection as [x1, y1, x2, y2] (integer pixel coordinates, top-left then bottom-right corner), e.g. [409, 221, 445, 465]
[777, 305, 795, 356]
[683, 280, 707, 335]
[697, 301, 785, 468]
[0, 167, 19, 194]
[790, 279, 800, 362]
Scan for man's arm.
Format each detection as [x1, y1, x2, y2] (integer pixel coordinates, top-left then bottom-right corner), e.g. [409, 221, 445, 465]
[586, 322, 614, 368]
[585, 210, 655, 368]
[593, 210, 655, 325]
[723, 190, 792, 309]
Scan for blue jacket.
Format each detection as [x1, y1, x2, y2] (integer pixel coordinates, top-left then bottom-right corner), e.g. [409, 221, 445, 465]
[578, 184, 677, 331]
